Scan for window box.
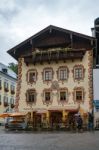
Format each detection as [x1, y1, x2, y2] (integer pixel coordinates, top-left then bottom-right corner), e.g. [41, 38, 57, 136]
[4, 88, 9, 92]
[11, 90, 15, 95]
[4, 102, 8, 107]
[11, 104, 14, 108]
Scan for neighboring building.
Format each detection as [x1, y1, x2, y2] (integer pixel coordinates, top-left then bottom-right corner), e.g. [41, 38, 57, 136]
[93, 69, 99, 129]
[0, 63, 17, 114]
[7, 25, 95, 128]
[91, 17, 99, 67]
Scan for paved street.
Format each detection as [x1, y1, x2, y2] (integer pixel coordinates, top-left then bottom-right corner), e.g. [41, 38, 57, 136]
[0, 127, 99, 150]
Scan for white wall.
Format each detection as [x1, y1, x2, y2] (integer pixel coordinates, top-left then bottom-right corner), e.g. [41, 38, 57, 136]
[93, 69, 99, 100]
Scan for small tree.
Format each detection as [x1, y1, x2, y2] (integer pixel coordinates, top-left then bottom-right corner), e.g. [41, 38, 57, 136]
[8, 63, 18, 74]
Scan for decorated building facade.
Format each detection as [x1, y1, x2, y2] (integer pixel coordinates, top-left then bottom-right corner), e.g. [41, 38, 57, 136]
[8, 25, 95, 128]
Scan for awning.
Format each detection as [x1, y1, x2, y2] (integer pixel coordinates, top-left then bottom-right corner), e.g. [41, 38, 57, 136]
[9, 112, 28, 117]
[0, 113, 11, 118]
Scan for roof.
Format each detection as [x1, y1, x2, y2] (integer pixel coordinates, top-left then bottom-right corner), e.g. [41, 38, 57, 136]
[0, 63, 17, 80]
[7, 25, 95, 60]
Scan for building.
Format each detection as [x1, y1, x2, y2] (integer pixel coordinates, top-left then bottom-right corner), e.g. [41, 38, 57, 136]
[0, 63, 17, 114]
[91, 17, 99, 67]
[7, 25, 95, 129]
[91, 18, 99, 129]
[93, 69, 99, 129]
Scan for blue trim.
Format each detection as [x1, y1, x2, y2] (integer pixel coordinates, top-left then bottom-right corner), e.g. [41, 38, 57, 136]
[94, 100, 99, 107]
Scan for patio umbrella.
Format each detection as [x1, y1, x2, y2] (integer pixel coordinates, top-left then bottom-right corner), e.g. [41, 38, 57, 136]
[0, 113, 11, 118]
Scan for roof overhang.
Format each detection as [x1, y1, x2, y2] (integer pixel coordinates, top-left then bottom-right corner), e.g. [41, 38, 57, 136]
[7, 25, 96, 60]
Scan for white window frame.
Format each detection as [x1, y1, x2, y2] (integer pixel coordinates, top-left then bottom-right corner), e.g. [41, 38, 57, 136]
[59, 68, 68, 80]
[74, 67, 83, 79]
[44, 69, 53, 81]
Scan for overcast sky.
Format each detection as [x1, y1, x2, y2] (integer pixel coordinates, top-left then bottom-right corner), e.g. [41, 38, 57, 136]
[0, 0, 98, 65]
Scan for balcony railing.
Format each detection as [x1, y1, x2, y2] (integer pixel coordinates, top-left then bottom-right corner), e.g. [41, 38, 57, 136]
[24, 49, 85, 64]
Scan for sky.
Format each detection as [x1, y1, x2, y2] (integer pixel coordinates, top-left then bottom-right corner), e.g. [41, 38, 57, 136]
[0, 0, 99, 65]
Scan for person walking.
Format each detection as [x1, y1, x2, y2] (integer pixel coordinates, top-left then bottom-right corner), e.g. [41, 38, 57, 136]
[77, 115, 83, 132]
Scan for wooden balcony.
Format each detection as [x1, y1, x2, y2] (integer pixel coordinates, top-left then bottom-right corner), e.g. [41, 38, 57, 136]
[24, 49, 85, 64]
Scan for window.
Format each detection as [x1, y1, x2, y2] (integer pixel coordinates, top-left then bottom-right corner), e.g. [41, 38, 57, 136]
[26, 90, 36, 103]
[42, 89, 52, 105]
[60, 91, 67, 101]
[59, 68, 68, 80]
[73, 65, 85, 80]
[0, 80, 2, 89]
[45, 70, 52, 81]
[0, 95, 1, 104]
[27, 69, 37, 83]
[43, 68, 53, 81]
[4, 81, 9, 91]
[45, 92, 51, 101]
[10, 98, 14, 104]
[75, 91, 83, 101]
[75, 68, 83, 79]
[29, 72, 36, 82]
[11, 85, 15, 91]
[10, 85, 15, 94]
[4, 96, 8, 103]
[10, 98, 14, 108]
[4, 82, 8, 88]
[3, 96, 8, 107]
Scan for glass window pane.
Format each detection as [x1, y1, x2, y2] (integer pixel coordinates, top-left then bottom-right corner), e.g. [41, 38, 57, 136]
[45, 70, 52, 80]
[60, 92, 66, 100]
[59, 68, 67, 80]
[45, 92, 50, 101]
[76, 91, 83, 100]
[75, 68, 83, 79]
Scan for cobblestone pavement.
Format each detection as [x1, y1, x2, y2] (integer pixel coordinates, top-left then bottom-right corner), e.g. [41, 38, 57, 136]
[0, 127, 99, 150]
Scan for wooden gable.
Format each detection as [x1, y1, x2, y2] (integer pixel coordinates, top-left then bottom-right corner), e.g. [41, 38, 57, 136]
[7, 25, 95, 60]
